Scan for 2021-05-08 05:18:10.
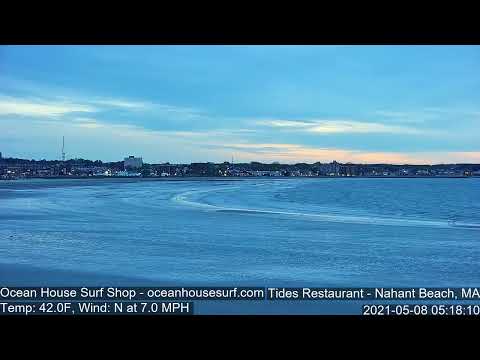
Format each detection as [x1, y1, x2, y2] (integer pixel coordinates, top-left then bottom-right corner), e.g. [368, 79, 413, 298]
[362, 304, 480, 315]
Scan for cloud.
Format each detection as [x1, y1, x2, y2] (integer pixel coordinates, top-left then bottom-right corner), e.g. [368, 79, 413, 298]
[207, 142, 480, 164]
[73, 119, 105, 129]
[88, 99, 202, 117]
[73, 117, 98, 123]
[0, 92, 205, 125]
[256, 119, 314, 128]
[87, 98, 203, 119]
[256, 118, 423, 134]
[308, 121, 421, 134]
[90, 99, 151, 110]
[0, 96, 96, 117]
[67, 117, 244, 143]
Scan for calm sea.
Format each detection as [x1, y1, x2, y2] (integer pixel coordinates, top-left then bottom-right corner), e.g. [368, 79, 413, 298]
[1, 177, 479, 287]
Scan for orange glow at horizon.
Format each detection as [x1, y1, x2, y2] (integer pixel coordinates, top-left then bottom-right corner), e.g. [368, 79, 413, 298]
[222, 143, 480, 164]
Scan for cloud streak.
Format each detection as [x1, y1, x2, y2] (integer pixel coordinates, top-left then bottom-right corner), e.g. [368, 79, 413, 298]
[0, 93, 205, 123]
[0, 95, 97, 117]
[256, 119, 424, 135]
[90, 99, 151, 110]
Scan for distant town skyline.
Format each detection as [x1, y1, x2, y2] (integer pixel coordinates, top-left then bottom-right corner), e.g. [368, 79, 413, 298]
[1, 45, 479, 164]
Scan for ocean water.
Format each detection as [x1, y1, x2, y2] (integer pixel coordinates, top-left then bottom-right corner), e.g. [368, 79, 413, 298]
[0, 177, 479, 287]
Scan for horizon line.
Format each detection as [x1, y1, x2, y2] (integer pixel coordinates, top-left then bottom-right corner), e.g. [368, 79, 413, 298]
[1, 154, 480, 167]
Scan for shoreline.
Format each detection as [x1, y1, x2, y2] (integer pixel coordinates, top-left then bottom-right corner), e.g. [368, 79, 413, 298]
[1, 175, 476, 182]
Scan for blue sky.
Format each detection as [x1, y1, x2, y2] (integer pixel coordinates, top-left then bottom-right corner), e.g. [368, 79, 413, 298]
[1, 45, 479, 164]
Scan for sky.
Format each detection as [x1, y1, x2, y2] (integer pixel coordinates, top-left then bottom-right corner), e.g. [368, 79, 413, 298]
[0, 45, 479, 164]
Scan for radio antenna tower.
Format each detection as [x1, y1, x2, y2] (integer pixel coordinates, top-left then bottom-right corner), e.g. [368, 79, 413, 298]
[61, 136, 65, 162]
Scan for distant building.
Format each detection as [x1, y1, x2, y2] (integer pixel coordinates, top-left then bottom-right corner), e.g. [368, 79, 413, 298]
[116, 170, 141, 177]
[0, 152, 2, 159]
[124, 156, 143, 170]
